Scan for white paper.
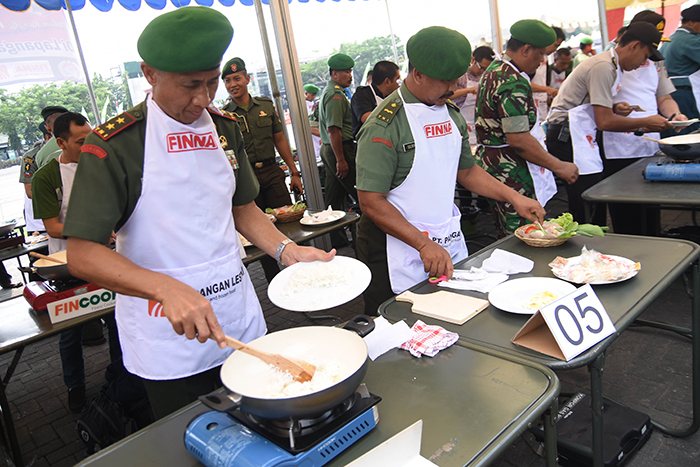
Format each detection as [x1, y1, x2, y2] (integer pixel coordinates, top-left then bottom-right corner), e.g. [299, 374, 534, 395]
[481, 248, 534, 274]
[363, 316, 414, 361]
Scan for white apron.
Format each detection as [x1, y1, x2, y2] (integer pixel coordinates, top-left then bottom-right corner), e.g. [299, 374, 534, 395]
[569, 50, 624, 175]
[24, 193, 45, 232]
[48, 157, 76, 255]
[115, 94, 266, 380]
[460, 75, 480, 145]
[369, 84, 384, 105]
[670, 28, 700, 108]
[603, 59, 660, 159]
[386, 89, 468, 294]
[307, 99, 322, 163]
[532, 61, 549, 122]
[499, 59, 557, 206]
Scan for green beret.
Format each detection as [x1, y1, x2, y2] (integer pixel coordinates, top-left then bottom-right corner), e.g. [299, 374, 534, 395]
[510, 19, 557, 48]
[580, 36, 594, 45]
[327, 53, 354, 71]
[138, 7, 233, 73]
[406, 26, 471, 80]
[304, 84, 320, 94]
[221, 58, 246, 79]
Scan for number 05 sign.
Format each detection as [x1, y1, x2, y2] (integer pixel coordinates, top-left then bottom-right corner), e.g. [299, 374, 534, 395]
[511, 284, 616, 361]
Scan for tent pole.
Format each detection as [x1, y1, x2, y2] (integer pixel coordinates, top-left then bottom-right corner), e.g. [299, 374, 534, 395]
[65, 0, 101, 125]
[489, 0, 503, 53]
[598, 0, 609, 45]
[384, 0, 400, 64]
[266, 0, 329, 250]
[253, 0, 290, 143]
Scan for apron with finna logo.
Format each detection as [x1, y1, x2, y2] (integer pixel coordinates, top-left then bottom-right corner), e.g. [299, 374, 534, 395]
[48, 156, 77, 255]
[603, 59, 660, 159]
[484, 59, 557, 207]
[386, 89, 469, 294]
[115, 94, 266, 380]
[568, 50, 624, 174]
[670, 28, 700, 110]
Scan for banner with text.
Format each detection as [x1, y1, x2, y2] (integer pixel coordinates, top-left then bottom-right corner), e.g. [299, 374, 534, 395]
[0, 4, 83, 86]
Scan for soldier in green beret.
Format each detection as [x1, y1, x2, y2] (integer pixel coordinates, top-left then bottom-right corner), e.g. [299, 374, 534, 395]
[220, 57, 303, 283]
[573, 36, 596, 69]
[475, 19, 579, 237]
[355, 26, 545, 315]
[62, 6, 333, 419]
[304, 84, 322, 163]
[318, 53, 357, 246]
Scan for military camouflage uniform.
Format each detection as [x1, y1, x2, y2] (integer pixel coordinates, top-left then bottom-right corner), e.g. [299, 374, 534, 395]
[475, 55, 537, 237]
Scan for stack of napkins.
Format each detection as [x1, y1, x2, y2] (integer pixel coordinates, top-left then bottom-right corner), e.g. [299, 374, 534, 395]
[437, 249, 533, 293]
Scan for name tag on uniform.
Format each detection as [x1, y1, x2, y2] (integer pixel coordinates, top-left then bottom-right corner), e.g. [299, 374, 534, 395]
[225, 150, 239, 170]
[403, 142, 415, 152]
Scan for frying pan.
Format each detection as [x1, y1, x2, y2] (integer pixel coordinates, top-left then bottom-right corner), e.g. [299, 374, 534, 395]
[19, 250, 75, 281]
[658, 134, 700, 160]
[200, 316, 375, 420]
[0, 220, 17, 237]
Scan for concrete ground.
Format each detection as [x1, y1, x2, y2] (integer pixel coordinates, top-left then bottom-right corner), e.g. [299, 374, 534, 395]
[1, 204, 699, 466]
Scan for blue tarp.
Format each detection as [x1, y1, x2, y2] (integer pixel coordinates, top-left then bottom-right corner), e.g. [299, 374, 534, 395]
[0, 0, 363, 12]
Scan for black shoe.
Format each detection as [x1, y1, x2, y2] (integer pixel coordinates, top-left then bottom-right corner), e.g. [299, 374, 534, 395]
[69, 385, 86, 413]
[0, 281, 22, 289]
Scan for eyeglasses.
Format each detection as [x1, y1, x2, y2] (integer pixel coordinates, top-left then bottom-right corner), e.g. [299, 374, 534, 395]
[476, 61, 485, 70]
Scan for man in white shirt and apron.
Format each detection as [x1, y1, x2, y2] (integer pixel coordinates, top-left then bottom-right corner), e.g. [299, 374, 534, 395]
[355, 26, 546, 315]
[530, 26, 566, 122]
[304, 84, 323, 163]
[601, 11, 687, 234]
[475, 20, 579, 237]
[63, 7, 334, 419]
[662, 5, 700, 136]
[451, 46, 496, 146]
[546, 21, 674, 226]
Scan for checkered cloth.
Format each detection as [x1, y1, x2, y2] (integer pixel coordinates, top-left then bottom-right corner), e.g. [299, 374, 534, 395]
[400, 320, 459, 358]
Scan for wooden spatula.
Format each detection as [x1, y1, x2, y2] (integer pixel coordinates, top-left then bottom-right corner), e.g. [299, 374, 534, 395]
[29, 252, 66, 264]
[218, 334, 316, 383]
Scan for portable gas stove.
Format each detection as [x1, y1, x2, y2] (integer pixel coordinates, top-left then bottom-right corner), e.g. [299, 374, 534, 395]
[644, 154, 700, 181]
[23, 278, 102, 311]
[0, 230, 24, 250]
[185, 386, 381, 467]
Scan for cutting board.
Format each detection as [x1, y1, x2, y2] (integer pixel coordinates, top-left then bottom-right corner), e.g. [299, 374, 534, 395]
[396, 290, 489, 325]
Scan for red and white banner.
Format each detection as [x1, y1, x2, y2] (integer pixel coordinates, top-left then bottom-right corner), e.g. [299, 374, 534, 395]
[0, 4, 83, 86]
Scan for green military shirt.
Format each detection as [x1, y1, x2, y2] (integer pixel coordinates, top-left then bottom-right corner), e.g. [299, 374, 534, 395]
[221, 96, 284, 164]
[34, 136, 61, 168]
[662, 27, 700, 88]
[31, 158, 62, 220]
[63, 100, 259, 245]
[19, 140, 43, 184]
[356, 83, 475, 194]
[475, 55, 536, 147]
[318, 80, 353, 144]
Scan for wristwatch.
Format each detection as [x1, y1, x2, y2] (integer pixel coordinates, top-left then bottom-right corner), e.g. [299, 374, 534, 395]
[275, 238, 295, 265]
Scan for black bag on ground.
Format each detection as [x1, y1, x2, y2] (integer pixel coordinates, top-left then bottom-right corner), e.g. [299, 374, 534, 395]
[75, 391, 126, 454]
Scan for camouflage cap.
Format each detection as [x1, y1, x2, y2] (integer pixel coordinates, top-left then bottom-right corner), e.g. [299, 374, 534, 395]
[510, 20, 557, 48]
[327, 53, 355, 71]
[407, 26, 472, 80]
[138, 7, 233, 73]
[222, 58, 246, 79]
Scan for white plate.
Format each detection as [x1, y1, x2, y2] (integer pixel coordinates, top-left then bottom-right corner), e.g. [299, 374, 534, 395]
[670, 119, 699, 128]
[488, 277, 577, 315]
[300, 210, 346, 226]
[268, 256, 371, 312]
[551, 254, 639, 285]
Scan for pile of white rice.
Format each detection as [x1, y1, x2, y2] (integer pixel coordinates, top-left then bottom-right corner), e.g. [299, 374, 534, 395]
[283, 263, 350, 297]
[264, 360, 341, 398]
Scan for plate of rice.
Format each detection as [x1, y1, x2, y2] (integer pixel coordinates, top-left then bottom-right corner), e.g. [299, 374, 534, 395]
[268, 256, 371, 311]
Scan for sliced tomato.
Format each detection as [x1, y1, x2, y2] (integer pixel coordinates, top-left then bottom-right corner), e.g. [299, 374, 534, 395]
[524, 225, 538, 234]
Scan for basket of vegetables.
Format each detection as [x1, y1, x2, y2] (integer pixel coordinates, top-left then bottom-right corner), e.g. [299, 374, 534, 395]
[266, 201, 307, 223]
[515, 213, 608, 247]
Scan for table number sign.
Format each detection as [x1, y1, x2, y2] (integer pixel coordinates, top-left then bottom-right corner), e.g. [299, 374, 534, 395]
[512, 284, 616, 361]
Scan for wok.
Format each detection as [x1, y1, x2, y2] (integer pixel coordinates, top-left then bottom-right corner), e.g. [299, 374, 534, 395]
[658, 134, 700, 160]
[0, 220, 17, 237]
[200, 316, 374, 420]
[19, 250, 75, 281]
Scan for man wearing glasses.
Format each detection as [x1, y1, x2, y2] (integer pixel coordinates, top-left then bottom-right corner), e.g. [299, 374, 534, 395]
[451, 46, 496, 145]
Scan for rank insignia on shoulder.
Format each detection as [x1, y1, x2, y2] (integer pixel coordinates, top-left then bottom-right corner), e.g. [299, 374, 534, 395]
[93, 112, 136, 141]
[334, 85, 340, 89]
[225, 150, 239, 170]
[208, 107, 237, 122]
